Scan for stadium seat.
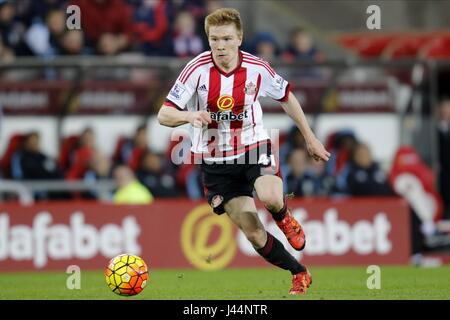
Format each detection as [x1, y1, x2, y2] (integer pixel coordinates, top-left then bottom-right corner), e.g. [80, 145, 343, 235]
[58, 135, 80, 172]
[383, 33, 440, 59]
[420, 36, 450, 59]
[334, 32, 370, 52]
[127, 147, 146, 171]
[66, 146, 96, 180]
[0, 133, 25, 178]
[357, 33, 401, 58]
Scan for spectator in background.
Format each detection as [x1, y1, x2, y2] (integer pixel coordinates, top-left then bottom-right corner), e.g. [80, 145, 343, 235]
[116, 124, 150, 171]
[0, 37, 14, 61]
[193, 0, 223, 50]
[172, 10, 203, 58]
[25, 0, 67, 24]
[25, 9, 66, 57]
[325, 129, 358, 193]
[83, 152, 112, 199]
[14, 131, 64, 180]
[306, 156, 335, 196]
[345, 143, 393, 196]
[284, 148, 331, 197]
[279, 125, 306, 164]
[66, 127, 98, 179]
[84, 152, 112, 182]
[252, 31, 279, 62]
[113, 165, 153, 204]
[136, 151, 179, 197]
[179, 0, 207, 22]
[282, 27, 324, 63]
[0, 0, 30, 57]
[70, 0, 132, 55]
[184, 166, 204, 200]
[438, 99, 450, 219]
[59, 30, 86, 55]
[131, 0, 172, 56]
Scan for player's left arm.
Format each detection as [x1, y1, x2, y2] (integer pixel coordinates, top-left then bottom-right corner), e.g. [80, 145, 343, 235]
[280, 91, 331, 162]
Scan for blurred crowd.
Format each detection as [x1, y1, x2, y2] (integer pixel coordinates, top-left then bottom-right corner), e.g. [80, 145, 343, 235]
[1, 122, 399, 204]
[0, 0, 323, 62]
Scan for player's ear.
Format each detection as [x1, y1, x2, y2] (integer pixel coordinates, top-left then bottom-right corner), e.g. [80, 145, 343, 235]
[238, 32, 243, 46]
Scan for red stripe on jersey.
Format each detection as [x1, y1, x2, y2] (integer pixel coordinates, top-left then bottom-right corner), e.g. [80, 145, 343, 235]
[163, 99, 183, 110]
[179, 52, 210, 81]
[180, 57, 212, 84]
[207, 66, 221, 156]
[253, 73, 262, 103]
[242, 58, 275, 77]
[230, 67, 246, 129]
[207, 66, 221, 114]
[229, 67, 247, 152]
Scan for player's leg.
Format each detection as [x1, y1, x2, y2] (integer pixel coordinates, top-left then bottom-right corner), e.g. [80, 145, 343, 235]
[224, 196, 267, 248]
[224, 196, 312, 294]
[254, 175, 306, 251]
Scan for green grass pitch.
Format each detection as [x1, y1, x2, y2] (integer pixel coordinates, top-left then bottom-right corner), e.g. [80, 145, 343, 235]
[1, 266, 450, 300]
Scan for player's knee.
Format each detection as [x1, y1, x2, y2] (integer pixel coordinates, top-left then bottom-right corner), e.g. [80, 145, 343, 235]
[259, 192, 283, 212]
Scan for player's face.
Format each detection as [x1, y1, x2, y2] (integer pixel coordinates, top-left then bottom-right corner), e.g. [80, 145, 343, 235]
[208, 24, 242, 70]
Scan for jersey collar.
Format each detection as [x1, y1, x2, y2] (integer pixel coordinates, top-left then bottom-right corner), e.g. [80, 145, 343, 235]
[211, 50, 243, 77]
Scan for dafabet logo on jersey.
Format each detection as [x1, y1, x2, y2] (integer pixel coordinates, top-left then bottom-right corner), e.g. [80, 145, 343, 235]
[209, 95, 249, 122]
[217, 95, 235, 111]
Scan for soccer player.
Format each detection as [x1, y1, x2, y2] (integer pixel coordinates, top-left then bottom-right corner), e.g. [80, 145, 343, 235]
[158, 8, 330, 294]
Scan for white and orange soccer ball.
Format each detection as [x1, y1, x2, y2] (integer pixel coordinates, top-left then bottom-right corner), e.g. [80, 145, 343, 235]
[105, 254, 149, 296]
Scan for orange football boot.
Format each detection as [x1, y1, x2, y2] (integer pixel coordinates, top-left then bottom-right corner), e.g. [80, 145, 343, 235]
[276, 208, 305, 251]
[289, 269, 312, 295]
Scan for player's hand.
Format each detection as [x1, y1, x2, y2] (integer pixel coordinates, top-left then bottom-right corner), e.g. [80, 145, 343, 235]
[306, 136, 331, 162]
[187, 111, 212, 128]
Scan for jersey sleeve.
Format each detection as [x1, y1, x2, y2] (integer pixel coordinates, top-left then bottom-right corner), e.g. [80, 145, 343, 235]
[260, 66, 291, 102]
[164, 74, 197, 110]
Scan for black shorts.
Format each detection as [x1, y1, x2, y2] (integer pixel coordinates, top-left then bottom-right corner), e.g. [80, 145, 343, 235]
[201, 142, 280, 215]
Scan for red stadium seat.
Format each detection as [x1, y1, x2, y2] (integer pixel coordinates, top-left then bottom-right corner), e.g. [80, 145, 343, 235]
[357, 33, 401, 58]
[66, 146, 96, 180]
[58, 135, 80, 172]
[335, 32, 370, 51]
[1, 133, 25, 178]
[421, 36, 450, 59]
[127, 147, 146, 171]
[383, 33, 442, 59]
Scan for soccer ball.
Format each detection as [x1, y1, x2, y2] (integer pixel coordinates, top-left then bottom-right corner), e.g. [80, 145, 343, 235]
[105, 253, 149, 296]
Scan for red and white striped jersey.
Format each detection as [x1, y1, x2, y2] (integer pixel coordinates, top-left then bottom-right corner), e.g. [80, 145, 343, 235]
[164, 50, 291, 161]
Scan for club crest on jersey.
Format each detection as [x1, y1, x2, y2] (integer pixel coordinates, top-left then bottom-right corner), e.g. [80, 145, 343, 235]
[217, 95, 235, 111]
[244, 81, 257, 95]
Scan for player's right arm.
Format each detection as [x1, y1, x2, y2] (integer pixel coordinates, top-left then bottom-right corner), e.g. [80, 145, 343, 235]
[157, 106, 211, 128]
[158, 57, 212, 128]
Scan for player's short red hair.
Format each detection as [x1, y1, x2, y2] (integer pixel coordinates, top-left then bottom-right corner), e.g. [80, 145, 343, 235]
[204, 8, 243, 37]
